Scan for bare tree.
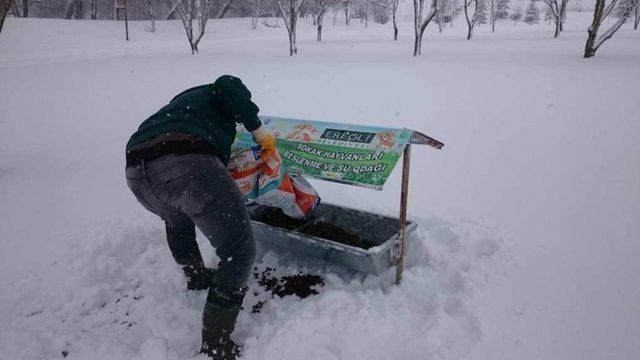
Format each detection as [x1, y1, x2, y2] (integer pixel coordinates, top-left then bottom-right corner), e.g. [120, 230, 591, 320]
[489, 0, 496, 27]
[523, 0, 539, 24]
[215, 0, 234, 18]
[488, 0, 509, 32]
[9, 0, 16, 17]
[90, 0, 98, 19]
[171, 0, 213, 54]
[372, 0, 400, 39]
[0, 0, 12, 35]
[413, 0, 438, 56]
[436, 0, 443, 31]
[541, 0, 569, 37]
[584, 0, 639, 57]
[147, 0, 156, 32]
[166, 0, 179, 18]
[11, 0, 38, 17]
[275, 0, 306, 55]
[558, 0, 568, 31]
[64, 0, 81, 19]
[249, 0, 263, 30]
[389, 0, 400, 39]
[616, 0, 640, 29]
[343, 0, 350, 24]
[166, 0, 232, 20]
[436, 0, 456, 32]
[464, 0, 479, 39]
[313, 0, 330, 41]
[510, 6, 522, 24]
[364, 0, 369, 28]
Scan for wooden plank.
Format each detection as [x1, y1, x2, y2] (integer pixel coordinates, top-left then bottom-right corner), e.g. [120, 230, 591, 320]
[395, 144, 411, 284]
[409, 130, 444, 149]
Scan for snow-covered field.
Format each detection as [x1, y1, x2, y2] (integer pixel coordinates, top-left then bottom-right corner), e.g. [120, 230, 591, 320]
[1, 13, 639, 360]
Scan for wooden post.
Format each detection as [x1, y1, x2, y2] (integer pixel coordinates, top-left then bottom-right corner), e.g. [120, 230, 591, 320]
[395, 144, 411, 285]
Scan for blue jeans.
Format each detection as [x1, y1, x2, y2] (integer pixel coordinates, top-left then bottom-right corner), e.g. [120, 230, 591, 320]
[125, 153, 256, 290]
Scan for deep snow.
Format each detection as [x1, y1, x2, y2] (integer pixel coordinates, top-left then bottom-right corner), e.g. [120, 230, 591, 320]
[1, 12, 639, 360]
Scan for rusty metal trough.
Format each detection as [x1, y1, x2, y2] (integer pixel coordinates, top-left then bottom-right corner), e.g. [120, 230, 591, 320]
[248, 202, 418, 275]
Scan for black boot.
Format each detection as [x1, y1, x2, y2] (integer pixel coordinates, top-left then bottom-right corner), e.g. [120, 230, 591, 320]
[176, 250, 215, 291]
[200, 285, 247, 359]
[182, 263, 214, 291]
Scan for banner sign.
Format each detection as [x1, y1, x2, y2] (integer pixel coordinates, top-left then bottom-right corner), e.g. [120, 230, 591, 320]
[233, 116, 412, 190]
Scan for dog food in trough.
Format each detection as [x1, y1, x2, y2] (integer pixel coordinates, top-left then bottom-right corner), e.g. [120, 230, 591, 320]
[298, 221, 376, 249]
[250, 206, 313, 230]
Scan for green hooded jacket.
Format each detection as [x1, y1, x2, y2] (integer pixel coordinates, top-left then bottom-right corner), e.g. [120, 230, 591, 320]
[126, 75, 261, 164]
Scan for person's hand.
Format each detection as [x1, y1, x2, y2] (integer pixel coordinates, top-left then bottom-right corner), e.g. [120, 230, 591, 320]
[252, 127, 276, 162]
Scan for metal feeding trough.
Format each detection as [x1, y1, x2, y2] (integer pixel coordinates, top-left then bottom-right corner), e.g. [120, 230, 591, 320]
[248, 202, 418, 275]
[239, 116, 444, 283]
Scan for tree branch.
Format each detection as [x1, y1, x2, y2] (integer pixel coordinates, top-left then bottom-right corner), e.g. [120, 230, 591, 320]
[595, 0, 638, 49]
[371, 0, 392, 10]
[215, 0, 234, 18]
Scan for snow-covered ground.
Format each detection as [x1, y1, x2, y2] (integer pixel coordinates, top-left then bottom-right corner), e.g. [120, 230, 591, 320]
[1, 13, 639, 360]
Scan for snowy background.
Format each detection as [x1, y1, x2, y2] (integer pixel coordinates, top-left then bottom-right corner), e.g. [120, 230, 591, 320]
[1, 11, 639, 360]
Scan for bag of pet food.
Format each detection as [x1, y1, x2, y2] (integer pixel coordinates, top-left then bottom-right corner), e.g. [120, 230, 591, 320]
[227, 146, 320, 218]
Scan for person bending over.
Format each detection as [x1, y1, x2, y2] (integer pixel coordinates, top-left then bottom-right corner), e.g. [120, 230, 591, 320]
[124, 75, 274, 359]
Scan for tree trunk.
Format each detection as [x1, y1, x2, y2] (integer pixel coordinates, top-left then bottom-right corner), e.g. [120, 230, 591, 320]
[490, 0, 495, 32]
[185, 26, 194, 52]
[413, 0, 437, 56]
[10, 0, 19, 17]
[166, 1, 179, 20]
[364, 0, 368, 28]
[194, 2, 211, 52]
[65, 0, 80, 19]
[251, 0, 260, 30]
[585, 0, 638, 57]
[216, 0, 234, 18]
[464, 1, 474, 40]
[21, 0, 27, 18]
[413, 31, 422, 55]
[276, 0, 303, 56]
[544, 0, 563, 37]
[558, 0, 567, 32]
[344, 1, 349, 25]
[584, 0, 605, 58]
[124, 0, 129, 41]
[0, 0, 12, 35]
[148, 0, 156, 32]
[413, 0, 420, 56]
[288, 29, 295, 55]
[290, 9, 297, 54]
[635, 4, 639, 30]
[316, 8, 325, 41]
[392, 5, 398, 40]
[91, 0, 97, 19]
